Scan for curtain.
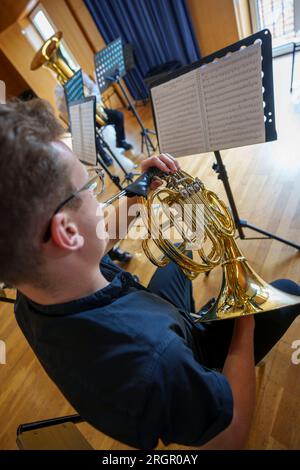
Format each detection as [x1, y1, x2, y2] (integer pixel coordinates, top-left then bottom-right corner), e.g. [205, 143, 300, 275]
[84, 0, 201, 99]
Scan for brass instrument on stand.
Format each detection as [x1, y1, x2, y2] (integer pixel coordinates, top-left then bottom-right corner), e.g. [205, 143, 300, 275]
[30, 31, 107, 126]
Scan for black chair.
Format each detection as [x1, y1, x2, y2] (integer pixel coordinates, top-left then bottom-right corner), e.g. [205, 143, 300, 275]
[0, 284, 15, 304]
[16, 414, 93, 450]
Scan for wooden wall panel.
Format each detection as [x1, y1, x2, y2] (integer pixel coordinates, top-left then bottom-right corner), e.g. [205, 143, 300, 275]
[0, 0, 30, 32]
[187, 0, 239, 56]
[0, 22, 57, 112]
[0, 49, 29, 99]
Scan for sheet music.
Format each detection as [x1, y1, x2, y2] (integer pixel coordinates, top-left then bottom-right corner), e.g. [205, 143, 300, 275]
[69, 100, 97, 165]
[151, 70, 207, 157]
[151, 43, 265, 157]
[200, 43, 265, 151]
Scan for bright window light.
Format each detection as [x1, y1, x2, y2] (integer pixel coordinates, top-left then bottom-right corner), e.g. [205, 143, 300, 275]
[31, 10, 55, 41]
[30, 7, 79, 71]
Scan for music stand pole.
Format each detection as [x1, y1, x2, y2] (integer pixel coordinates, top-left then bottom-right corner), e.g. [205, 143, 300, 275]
[95, 131, 123, 190]
[96, 154, 123, 191]
[213, 151, 300, 250]
[108, 74, 156, 158]
[95, 127, 139, 185]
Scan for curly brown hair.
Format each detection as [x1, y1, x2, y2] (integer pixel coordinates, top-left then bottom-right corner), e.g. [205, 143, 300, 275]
[0, 99, 74, 286]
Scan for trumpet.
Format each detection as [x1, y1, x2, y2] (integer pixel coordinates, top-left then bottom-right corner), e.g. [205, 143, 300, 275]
[104, 168, 300, 322]
[30, 32, 107, 126]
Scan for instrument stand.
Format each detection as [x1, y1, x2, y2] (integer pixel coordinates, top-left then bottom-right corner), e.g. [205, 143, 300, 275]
[213, 151, 300, 250]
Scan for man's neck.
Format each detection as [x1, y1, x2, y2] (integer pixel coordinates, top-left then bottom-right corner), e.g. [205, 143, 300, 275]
[18, 267, 109, 306]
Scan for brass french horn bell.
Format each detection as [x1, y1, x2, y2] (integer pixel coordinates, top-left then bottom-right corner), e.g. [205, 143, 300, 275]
[30, 31, 107, 126]
[110, 168, 300, 322]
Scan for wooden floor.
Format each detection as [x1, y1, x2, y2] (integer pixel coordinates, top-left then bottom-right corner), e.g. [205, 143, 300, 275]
[1, 54, 300, 450]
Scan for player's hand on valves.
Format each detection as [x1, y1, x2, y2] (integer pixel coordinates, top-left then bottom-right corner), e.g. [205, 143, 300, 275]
[140, 153, 180, 190]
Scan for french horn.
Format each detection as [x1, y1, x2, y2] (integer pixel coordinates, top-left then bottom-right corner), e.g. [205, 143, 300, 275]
[30, 31, 107, 126]
[104, 168, 300, 322]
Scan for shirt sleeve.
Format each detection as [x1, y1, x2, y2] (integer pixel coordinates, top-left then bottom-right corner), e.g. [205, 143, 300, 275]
[138, 336, 233, 449]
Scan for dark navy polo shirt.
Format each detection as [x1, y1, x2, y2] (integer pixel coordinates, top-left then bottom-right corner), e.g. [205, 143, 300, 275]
[15, 264, 233, 449]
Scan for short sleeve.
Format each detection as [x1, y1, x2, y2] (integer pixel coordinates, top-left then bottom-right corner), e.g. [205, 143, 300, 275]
[138, 336, 233, 449]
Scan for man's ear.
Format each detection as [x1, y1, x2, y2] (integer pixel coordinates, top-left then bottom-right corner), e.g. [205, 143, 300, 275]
[50, 213, 84, 250]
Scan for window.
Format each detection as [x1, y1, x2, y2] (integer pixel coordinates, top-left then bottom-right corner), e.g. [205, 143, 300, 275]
[29, 4, 79, 72]
[250, 0, 297, 55]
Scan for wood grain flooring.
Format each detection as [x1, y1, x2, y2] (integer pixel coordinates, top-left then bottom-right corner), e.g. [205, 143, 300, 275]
[0, 54, 300, 450]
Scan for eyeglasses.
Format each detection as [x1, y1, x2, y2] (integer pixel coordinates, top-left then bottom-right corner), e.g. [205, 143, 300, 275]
[43, 167, 105, 243]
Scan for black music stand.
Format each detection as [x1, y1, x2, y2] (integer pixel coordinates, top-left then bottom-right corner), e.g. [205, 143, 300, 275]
[64, 70, 136, 188]
[94, 38, 156, 157]
[68, 96, 122, 190]
[150, 29, 300, 251]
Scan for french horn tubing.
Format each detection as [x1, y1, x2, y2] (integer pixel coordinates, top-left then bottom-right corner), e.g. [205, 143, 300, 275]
[104, 168, 300, 322]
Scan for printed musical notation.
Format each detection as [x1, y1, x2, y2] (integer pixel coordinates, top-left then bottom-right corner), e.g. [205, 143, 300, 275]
[151, 43, 265, 157]
[69, 100, 97, 166]
[151, 70, 207, 157]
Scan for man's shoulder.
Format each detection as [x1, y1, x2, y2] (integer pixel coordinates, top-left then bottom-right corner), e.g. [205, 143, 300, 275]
[14, 289, 184, 368]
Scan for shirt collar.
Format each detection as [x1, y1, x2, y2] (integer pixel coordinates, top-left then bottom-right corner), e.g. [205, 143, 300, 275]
[23, 271, 144, 316]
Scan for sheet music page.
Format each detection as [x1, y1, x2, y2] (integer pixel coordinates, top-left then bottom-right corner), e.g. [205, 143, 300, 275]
[151, 70, 207, 157]
[199, 43, 265, 151]
[69, 100, 97, 165]
[151, 42, 265, 157]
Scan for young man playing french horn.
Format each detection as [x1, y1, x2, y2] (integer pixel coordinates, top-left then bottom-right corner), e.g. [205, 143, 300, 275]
[1, 98, 299, 449]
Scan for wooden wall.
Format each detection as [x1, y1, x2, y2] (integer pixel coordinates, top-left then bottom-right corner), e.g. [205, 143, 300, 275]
[0, 0, 30, 32]
[187, 0, 239, 56]
[0, 49, 29, 100]
[0, 19, 58, 111]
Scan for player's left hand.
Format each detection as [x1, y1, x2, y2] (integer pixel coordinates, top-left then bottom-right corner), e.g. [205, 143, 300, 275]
[140, 153, 180, 189]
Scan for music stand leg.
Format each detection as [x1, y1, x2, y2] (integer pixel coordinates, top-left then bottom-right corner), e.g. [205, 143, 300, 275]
[213, 151, 245, 239]
[96, 154, 123, 191]
[213, 151, 300, 250]
[240, 220, 300, 250]
[115, 78, 156, 157]
[96, 128, 137, 185]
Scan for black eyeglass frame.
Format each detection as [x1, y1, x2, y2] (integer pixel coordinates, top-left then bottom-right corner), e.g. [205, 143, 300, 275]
[43, 167, 105, 243]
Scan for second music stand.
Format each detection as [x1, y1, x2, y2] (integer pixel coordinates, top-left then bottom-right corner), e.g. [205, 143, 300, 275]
[94, 38, 156, 157]
[64, 70, 136, 188]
